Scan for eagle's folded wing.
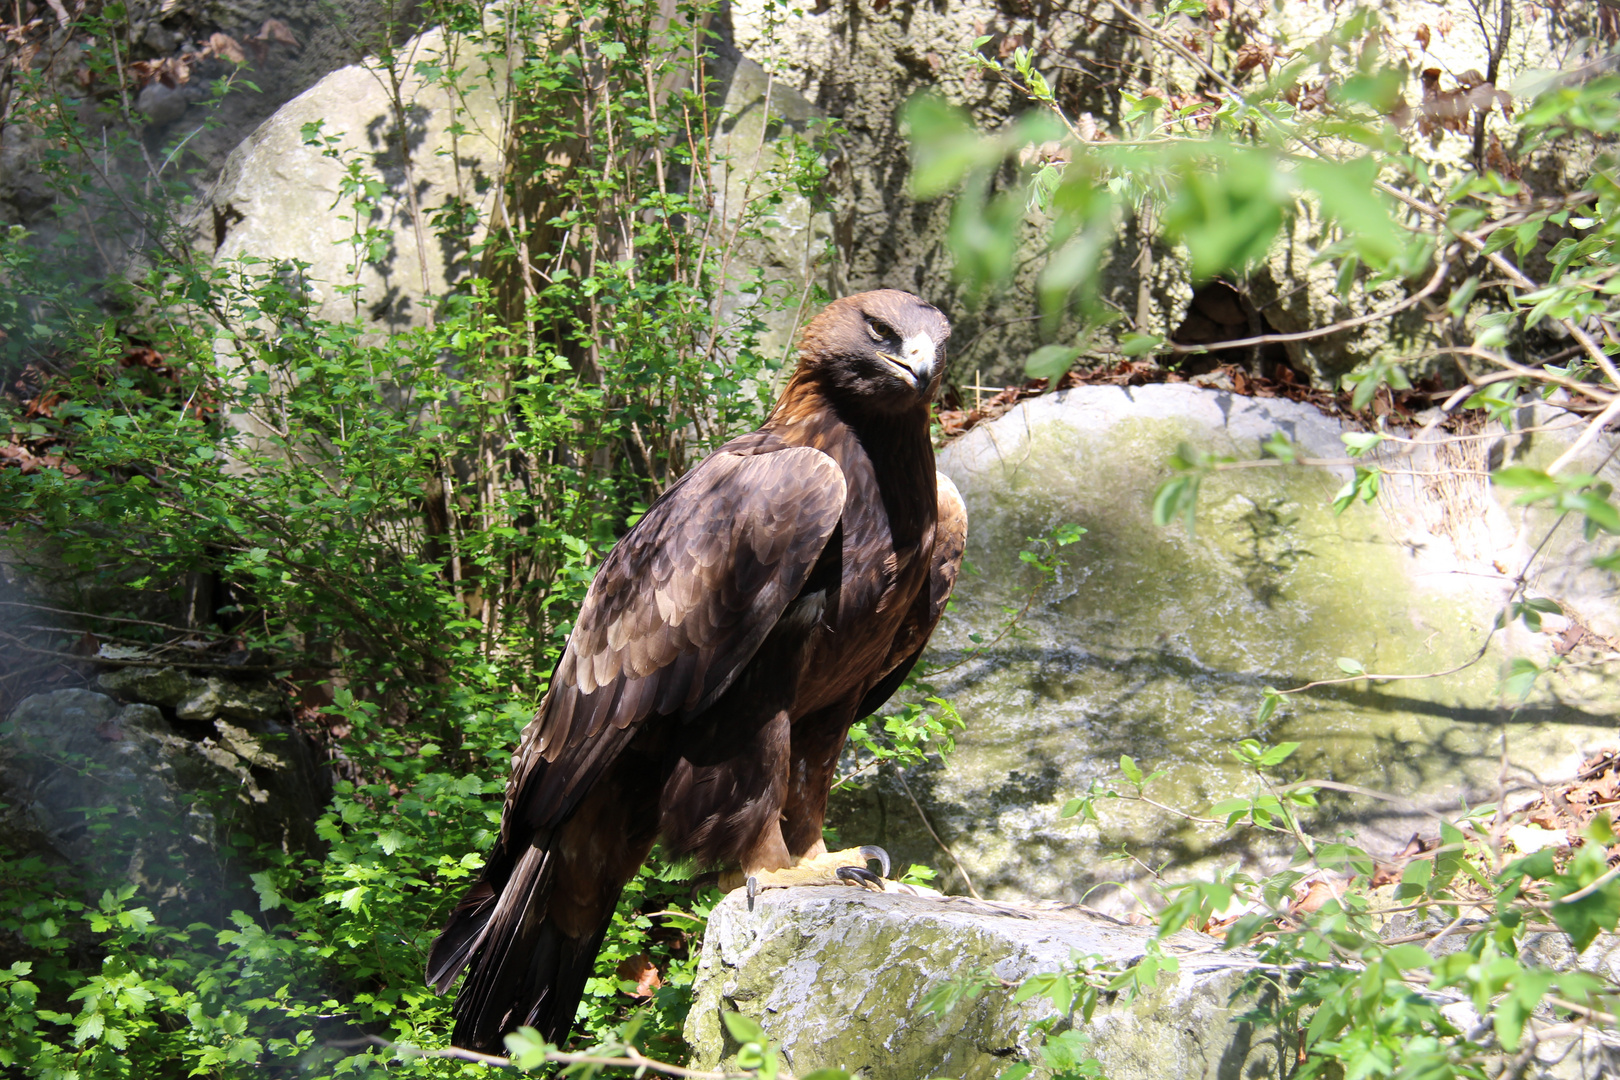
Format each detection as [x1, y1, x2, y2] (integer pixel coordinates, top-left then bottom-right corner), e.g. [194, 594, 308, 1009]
[507, 442, 847, 839]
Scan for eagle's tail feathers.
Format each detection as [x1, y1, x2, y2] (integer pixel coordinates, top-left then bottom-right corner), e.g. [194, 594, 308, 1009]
[440, 843, 621, 1055]
[425, 878, 497, 994]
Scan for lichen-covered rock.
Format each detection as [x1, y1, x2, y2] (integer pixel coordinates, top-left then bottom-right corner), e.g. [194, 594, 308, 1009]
[686, 888, 1274, 1080]
[97, 665, 284, 723]
[0, 687, 328, 917]
[827, 385, 1619, 908]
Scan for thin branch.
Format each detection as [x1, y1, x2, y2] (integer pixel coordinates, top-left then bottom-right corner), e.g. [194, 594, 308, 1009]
[1168, 252, 1453, 355]
[346, 1034, 760, 1078]
[894, 769, 983, 899]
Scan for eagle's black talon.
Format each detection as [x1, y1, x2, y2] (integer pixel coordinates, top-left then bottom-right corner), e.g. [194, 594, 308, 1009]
[858, 845, 891, 879]
[836, 866, 884, 891]
[747, 874, 759, 911]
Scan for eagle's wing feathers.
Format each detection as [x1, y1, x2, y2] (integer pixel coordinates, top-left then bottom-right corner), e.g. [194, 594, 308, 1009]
[507, 444, 846, 837]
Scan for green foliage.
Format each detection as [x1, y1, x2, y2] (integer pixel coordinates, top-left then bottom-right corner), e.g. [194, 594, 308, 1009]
[1051, 745, 1620, 1080]
[0, 0, 842, 1073]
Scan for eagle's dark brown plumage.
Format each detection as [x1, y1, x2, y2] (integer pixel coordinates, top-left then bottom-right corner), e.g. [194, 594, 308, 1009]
[426, 290, 966, 1052]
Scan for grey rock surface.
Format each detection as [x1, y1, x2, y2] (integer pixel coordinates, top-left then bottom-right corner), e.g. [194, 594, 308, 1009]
[827, 385, 1619, 908]
[0, 686, 327, 915]
[686, 887, 1275, 1080]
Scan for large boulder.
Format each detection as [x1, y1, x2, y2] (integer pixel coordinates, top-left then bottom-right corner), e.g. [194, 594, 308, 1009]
[827, 385, 1620, 907]
[203, 23, 507, 330]
[686, 888, 1274, 1080]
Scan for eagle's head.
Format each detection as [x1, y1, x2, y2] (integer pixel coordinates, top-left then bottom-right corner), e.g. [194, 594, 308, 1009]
[796, 290, 952, 411]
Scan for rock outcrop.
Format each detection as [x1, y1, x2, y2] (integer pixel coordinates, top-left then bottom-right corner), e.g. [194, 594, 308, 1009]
[726, 0, 1603, 383]
[203, 23, 507, 331]
[685, 887, 1275, 1080]
[686, 887, 1620, 1080]
[0, 678, 327, 917]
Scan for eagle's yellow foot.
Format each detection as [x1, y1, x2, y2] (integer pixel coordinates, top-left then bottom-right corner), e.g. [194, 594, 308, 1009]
[723, 846, 892, 910]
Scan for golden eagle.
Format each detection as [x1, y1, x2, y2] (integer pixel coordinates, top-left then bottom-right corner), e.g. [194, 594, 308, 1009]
[426, 290, 966, 1052]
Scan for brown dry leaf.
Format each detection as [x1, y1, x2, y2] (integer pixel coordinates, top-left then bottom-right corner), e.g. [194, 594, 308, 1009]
[256, 18, 300, 47]
[1234, 41, 1274, 74]
[1162, 90, 1215, 127]
[1436, 11, 1453, 37]
[1484, 132, 1521, 181]
[1286, 80, 1328, 112]
[207, 32, 246, 64]
[1290, 879, 1341, 916]
[1553, 620, 1585, 656]
[1205, 0, 1231, 19]
[130, 56, 191, 87]
[4, 18, 44, 43]
[615, 954, 662, 998]
[1414, 24, 1431, 49]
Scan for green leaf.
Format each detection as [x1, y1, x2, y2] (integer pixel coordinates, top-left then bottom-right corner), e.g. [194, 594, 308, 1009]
[1119, 332, 1164, 356]
[1446, 275, 1480, 317]
[1153, 473, 1202, 532]
[1340, 432, 1384, 456]
[1491, 465, 1557, 500]
[1497, 657, 1540, 701]
[1564, 490, 1620, 534]
[1382, 943, 1434, 970]
[1256, 741, 1300, 768]
[1261, 433, 1296, 463]
[722, 1012, 767, 1047]
[249, 871, 283, 911]
[1298, 156, 1402, 264]
[1026, 345, 1082, 380]
[1335, 657, 1366, 676]
[905, 95, 996, 199]
[1163, 146, 1291, 279]
[1120, 755, 1144, 785]
[503, 1027, 553, 1071]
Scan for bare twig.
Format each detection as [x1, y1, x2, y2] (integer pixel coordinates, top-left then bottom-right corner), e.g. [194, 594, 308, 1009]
[894, 769, 983, 899]
[342, 1033, 759, 1077]
[1168, 253, 1453, 355]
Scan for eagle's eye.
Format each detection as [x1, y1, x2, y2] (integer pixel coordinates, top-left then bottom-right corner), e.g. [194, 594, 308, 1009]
[865, 317, 893, 344]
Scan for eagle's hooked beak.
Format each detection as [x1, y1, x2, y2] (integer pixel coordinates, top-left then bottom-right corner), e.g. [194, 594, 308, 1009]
[878, 333, 937, 392]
